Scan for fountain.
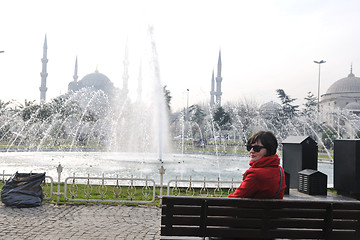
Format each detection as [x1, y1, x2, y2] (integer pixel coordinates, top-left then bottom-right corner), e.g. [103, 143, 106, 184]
[1, 29, 360, 189]
[3, 99, 355, 188]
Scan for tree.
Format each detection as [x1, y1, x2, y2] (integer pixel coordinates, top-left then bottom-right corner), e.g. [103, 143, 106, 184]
[37, 104, 53, 122]
[0, 100, 10, 115]
[322, 129, 339, 149]
[163, 85, 172, 112]
[50, 97, 81, 120]
[19, 100, 40, 122]
[213, 107, 232, 131]
[276, 89, 298, 119]
[303, 91, 317, 115]
[188, 104, 206, 140]
[188, 105, 206, 125]
[212, 107, 232, 143]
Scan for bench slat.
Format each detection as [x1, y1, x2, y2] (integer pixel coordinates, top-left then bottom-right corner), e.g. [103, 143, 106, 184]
[207, 217, 263, 228]
[207, 207, 264, 218]
[270, 218, 325, 229]
[206, 217, 326, 229]
[162, 196, 203, 205]
[206, 228, 325, 239]
[161, 226, 201, 236]
[330, 230, 358, 239]
[162, 205, 202, 215]
[333, 209, 360, 219]
[333, 219, 359, 229]
[206, 197, 332, 208]
[332, 202, 360, 210]
[161, 216, 201, 226]
[207, 206, 328, 219]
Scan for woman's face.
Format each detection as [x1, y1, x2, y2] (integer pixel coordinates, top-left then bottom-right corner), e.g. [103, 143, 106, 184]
[249, 140, 267, 161]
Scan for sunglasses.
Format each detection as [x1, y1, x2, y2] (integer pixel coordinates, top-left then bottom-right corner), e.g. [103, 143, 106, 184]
[246, 144, 266, 152]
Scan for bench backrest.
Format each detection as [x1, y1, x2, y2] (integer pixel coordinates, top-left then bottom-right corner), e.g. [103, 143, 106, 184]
[161, 196, 360, 239]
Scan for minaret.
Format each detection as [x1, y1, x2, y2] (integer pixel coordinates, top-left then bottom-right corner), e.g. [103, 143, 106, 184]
[39, 35, 48, 104]
[215, 50, 223, 106]
[349, 63, 355, 77]
[210, 70, 215, 107]
[122, 44, 129, 97]
[73, 56, 78, 82]
[68, 56, 79, 92]
[137, 61, 142, 102]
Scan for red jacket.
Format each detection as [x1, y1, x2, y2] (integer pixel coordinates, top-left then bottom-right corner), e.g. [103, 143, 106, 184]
[228, 154, 286, 199]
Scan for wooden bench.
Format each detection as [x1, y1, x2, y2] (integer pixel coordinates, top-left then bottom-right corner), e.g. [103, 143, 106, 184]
[161, 196, 360, 239]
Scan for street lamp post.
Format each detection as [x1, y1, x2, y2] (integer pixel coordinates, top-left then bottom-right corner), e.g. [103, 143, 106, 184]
[314, 60, 326, 112]
[186, 89, 189, 120]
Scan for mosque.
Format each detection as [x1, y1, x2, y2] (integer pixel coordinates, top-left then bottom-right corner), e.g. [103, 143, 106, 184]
[258, 66, 360, 116]
[39, 35, 224, 109]
[39, 35, 131, 104]
[320, 66, 360, 114]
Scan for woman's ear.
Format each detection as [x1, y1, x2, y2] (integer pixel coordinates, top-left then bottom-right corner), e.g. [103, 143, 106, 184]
[264, 148, 270, 156]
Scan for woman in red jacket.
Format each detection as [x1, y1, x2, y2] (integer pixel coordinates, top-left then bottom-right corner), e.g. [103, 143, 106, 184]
[228, 130, 286, 199]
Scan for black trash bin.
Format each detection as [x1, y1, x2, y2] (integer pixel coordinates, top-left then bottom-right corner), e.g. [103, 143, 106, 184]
[1, 172, 46, 207]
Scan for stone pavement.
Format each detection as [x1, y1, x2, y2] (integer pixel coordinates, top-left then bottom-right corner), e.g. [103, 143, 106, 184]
[0, 202, 161, 240]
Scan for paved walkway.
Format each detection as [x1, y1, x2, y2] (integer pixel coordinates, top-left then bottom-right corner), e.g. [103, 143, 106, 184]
[0, 203, 161, 240]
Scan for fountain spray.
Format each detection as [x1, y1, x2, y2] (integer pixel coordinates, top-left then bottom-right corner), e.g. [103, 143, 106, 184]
[148, 25, 168, 203]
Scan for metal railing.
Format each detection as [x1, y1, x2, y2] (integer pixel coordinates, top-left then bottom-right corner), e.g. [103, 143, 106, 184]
[64, 174, 156, 203]
[167, 176, 241, 197]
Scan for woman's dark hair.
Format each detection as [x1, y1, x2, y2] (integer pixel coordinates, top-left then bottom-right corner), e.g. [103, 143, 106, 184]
[247, 130, 278, 156]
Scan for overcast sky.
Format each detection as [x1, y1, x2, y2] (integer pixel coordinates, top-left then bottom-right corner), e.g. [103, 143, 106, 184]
[1, 0, 360, 111]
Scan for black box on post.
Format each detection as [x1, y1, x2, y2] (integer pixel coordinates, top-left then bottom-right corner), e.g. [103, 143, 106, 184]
[334, 139, 360, 199]
[298, 169, 327, 195]
[282, 136, 318, 189]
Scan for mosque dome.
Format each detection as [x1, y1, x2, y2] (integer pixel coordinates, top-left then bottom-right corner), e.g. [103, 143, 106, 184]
[259, 101, 282, 117]
[79, 71, 113, 89]
[325, 71, 360, 94]
[321, 67, 360, 110]
[68, 70, 116, 96]
[259, 101, 282, 112]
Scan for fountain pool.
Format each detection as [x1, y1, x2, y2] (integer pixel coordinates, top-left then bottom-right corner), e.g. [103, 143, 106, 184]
[0, 152, 334, 187]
